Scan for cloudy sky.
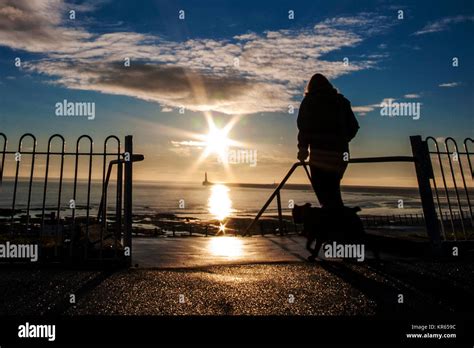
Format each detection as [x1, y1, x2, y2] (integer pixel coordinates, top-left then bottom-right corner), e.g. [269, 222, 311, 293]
[0, 0, 473, 186]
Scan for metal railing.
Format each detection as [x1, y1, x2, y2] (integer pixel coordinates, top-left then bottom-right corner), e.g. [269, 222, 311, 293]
[0, 133, 144, 265]
[244, 158, 415, 236]
[244, 135, 474, 247]
[426, 136, 473, 240]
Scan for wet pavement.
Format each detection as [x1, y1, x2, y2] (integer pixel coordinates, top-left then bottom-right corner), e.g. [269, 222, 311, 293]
[132, 234, 386, 268]
[65, 263, 378, 315]
[0, 235, 473, 316]
[132, 235, 310, 268]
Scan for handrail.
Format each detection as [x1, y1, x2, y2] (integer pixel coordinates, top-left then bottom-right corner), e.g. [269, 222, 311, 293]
[244, 155, 415, 236]
[349, 156, 414, 163]
[0, 151, 125, 155]
[97, 154, 145, 222]
[244, 162, 307, 235]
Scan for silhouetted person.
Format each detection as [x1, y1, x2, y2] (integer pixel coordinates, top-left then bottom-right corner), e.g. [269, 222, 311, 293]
[297, 73, 359, 209]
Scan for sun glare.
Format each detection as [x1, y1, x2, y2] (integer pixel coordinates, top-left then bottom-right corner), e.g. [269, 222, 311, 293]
[204, 125, 231, 161]
[174, 113, 247, 180]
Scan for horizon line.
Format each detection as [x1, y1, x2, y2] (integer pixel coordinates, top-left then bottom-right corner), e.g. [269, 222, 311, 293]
[0, 175, 423, 189]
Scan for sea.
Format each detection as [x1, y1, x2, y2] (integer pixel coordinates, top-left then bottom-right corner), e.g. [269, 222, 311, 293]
[0, 179, 427, 221]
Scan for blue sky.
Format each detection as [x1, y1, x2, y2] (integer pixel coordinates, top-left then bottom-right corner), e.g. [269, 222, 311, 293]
[0, 0, 473, 185]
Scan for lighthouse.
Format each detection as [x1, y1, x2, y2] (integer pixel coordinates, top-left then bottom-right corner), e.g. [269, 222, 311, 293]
[202, 172, 209, 185]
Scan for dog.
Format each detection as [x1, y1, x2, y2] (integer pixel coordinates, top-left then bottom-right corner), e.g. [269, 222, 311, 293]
[292, 203, 379, 262]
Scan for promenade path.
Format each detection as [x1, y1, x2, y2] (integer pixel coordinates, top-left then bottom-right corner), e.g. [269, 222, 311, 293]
[132, 235, 312, 268]
[0, 235, 473, 316]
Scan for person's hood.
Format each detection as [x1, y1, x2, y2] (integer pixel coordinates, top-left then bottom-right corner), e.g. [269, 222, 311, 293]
[306, 88, 343, 100]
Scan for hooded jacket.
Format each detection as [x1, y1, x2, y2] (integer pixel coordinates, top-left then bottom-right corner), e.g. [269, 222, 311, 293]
[297, 88, 359, 153]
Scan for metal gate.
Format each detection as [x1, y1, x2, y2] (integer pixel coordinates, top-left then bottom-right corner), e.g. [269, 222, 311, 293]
[425, 136, 473, 241]
[0, 133, 143, 266]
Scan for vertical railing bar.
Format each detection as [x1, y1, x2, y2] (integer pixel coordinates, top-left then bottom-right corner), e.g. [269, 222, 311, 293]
[124, 135, 133, 266]
[102, 136, 120, 260]
[445, 138, 467, 239]
[450, 138, 473, 228]
[100, 139, 108, 260]
[426, 138, 447, 240]
[40, 139, 51, 235]
[0, 133, 7, 185]
[56, 136, 66, 257]
[73, 135, 93, 261]
[41, 135, 65, 257]
[11, 134, 36, 234]
[426, 137, 456, 239]
[463, 138, 474, 228]
[85, 138, 93, 261]
[97, 161, 117, 259]
[25, 136, 36, 233]
[117, 161, 123, 242]
[71, 138, 80, 258]
[101, 141, 106, 260]
[464, 138, 474, 179]
[0, 134, 7, 233]
[10, 139, 20, 232]
[276, 191, 283, 235]
[115, 139, 122, 259]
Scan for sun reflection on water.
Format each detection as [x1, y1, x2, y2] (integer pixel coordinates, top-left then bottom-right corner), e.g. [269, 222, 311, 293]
[207, 185, 242, 257]
[208, 184, 233, 221]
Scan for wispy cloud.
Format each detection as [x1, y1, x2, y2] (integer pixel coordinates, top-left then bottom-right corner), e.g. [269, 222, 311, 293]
[439, 82, 460, 88]
[403, 93, 420, 99]
[352, 104, 379, 116]
[414, 15, 474, 35]
[171, 140, 205, 148]
[1, 0, 397, 115]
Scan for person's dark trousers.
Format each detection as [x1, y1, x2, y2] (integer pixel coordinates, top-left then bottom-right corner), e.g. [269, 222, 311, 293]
[308, 148, 348, 209]
[309, 165, 346, 209]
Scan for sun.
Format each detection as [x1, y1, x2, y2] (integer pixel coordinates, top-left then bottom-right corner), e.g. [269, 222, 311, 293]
[204, 124, 231, 161]
[183, 113, 246, 177]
